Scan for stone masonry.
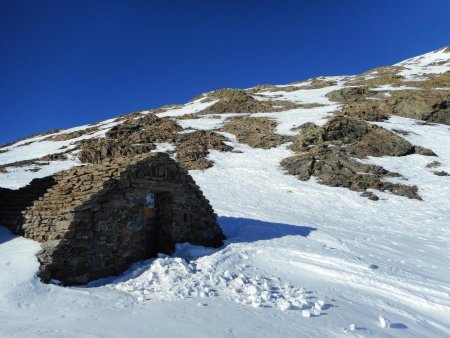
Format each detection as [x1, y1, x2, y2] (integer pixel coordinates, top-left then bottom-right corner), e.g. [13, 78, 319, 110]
[0, 153, 224, 285]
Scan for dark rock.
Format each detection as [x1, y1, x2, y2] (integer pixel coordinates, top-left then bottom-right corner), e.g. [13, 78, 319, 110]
[392, 129, 410, 136]
[341, 101, 390, 121]
[174, 131, 233, 170]
[323, 116, 370, 142]
[434, 170, 450, 176]
[78, 114, 182, 164]
[387, 90, 450, 125]
[290, 122, 325, 152]
[281, 148, 422, 200]
[326, 86, 376, 102]
[361, 192, 380, 201]
[291, 116, 434, 159]
[283, 115, 432, 200]
[40, 153, 69, 161]
[345, 128, 416, 157]
[107, 113, 182, 143]
[414, 146, 437, 156]
[426, 161, 441, 168]
[221, 116, 291, 149]
[422, 100, 450, 125]
[79, 139, 156, 164]
[198, 88, 299, 115]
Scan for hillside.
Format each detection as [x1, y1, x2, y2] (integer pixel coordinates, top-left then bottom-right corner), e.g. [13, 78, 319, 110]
[1, 47, 449, 337]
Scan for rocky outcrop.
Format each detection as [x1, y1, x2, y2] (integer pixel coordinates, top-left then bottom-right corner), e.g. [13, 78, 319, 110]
[341, 101, 390, 121]
[326, 86, 378, 102]
[107, 114, 182, 142]
[290, 116, 434, 157]
[221, 116, 291, 149]
[174, 131, 233, 170]
[421, 99, 450, 125]
[40, 153, 69, 161]
[283, 115, 435, 200]
[77, 113, 232, 170]
[387, 90, 450, 125]
[78, 114, 176, 163]
[296, 78, 338, 89]
[79, 139, 156, 164]
[0, 153, 224, 285]
[334, 88, 450, 126]
[198, 89, 299, 114]
[78, 114, 180, 163]
[281, 149, 421, 201]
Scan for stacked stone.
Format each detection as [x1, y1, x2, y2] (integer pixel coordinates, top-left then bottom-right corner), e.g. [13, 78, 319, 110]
[0, 177, 55, 234]
[21, 157, 135, 242]
[4, 152, 223, 285]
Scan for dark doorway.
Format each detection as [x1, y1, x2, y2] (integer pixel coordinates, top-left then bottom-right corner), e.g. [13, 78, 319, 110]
[144, 192, 173, 256]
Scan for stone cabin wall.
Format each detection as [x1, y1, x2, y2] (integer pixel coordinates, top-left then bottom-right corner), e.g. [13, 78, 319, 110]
[0, 177, 56, 234]
[1, 153, 224, 285]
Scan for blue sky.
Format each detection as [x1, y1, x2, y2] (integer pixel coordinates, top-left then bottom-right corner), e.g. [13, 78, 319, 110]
[1, 0, 449, 145]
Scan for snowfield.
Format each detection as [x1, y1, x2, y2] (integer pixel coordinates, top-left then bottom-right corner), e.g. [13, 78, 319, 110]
[394, 46, 450, 79]
[1, 48, 450, 337]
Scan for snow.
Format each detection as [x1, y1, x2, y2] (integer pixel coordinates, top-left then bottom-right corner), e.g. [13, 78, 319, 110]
[111, 245, 315, 310]
[0, 119, 122, 189]
[2, 117, 120, 149]
[253, 104, 340, 135]
[176, 113, 245, 130]
[0, 122, 120, 166]
[394, 47, 450, 79]
[156, 98, 219, 118]
[1, 49, 450, 337]
[371, 84, 419, 91]
[2, 119, 450, 336]
[0, 159, 80, 189]
[364, 116, 450, 202]
[152, 142, 175, 153]
[251, 81, 343, 135]
[257, 82, 344, 105]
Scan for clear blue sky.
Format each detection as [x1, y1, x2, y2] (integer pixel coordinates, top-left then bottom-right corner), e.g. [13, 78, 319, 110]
[1, 0, 449, 145]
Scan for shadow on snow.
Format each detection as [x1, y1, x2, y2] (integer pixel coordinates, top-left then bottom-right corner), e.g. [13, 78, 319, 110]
[219, 216, 316, 244]
[0, 226, 15, 245]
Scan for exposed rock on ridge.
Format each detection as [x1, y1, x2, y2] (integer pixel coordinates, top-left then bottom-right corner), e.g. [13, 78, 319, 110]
[221, 117, 291, 149]
[198, 89, 300, 115]
[282, 115, 436, 200]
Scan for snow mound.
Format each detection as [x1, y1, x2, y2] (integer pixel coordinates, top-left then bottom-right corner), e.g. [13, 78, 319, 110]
[110, 244, 326, 314]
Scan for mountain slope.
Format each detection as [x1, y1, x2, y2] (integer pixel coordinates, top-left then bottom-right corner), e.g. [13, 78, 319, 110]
[1, 47, 450, 337]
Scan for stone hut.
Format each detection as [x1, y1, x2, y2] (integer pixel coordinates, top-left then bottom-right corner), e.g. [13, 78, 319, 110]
[0, 153, 224, 285]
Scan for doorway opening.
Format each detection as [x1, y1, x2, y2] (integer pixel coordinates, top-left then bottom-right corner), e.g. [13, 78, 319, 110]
[144, 191, 173, 256]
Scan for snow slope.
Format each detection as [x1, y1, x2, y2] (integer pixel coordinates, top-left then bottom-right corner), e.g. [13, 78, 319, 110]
[0, 118, 121, 188]
[1, 47, 450, 338]
[394, 46, 450, 79]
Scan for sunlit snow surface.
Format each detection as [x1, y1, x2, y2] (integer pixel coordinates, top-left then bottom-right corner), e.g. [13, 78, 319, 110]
[394, 47, 450, 79]
[1, 50, 450, 337]
[0, 118, 121, 189]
